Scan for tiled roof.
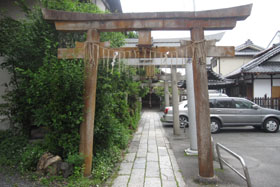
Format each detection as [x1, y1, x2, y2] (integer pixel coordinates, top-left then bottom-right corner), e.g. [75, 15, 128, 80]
[207, 66, 234, 85]
[235, 39, 264, 53]
[246, 63, 280, 74]
[177, 67, 234, 88]
[226, 44, 280, 78]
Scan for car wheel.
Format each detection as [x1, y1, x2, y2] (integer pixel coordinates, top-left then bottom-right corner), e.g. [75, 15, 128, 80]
[179, 115, 188, 128]
[263, 118, 279, 133]
[210, 118, 221, 134]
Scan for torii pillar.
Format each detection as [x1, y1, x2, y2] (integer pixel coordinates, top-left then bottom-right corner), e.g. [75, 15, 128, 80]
[80, 29, 100, 176]
[191, 28, 214, 178]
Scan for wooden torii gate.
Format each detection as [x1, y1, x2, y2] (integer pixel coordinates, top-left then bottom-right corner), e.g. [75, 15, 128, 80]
[42, 4, 252, 179]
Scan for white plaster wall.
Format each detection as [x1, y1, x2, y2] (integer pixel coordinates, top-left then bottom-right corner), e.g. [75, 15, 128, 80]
[0, 57, 11, 130]
[273, 79, 280, 86]
[269, 54, 280, 61]
[254, 79, 271, 97]
[213, 56, 253, 76]
[96, 0, 106, 11]
[0, 0, 38, 19]
[90, 0, 106, 11]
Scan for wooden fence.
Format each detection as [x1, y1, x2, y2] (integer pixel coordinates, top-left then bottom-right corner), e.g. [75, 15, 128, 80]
[252, 97, 280, 110]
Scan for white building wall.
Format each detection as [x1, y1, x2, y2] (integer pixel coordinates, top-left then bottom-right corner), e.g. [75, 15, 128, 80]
[213, 56, 252, 76]
[273, 79, 280, 86]
[254, 79, 271, 97]
[0, 57, 11, 130]
[90, 0, 106, 11]
[96, 0, 106, 11]
[269, 55, 280, 62]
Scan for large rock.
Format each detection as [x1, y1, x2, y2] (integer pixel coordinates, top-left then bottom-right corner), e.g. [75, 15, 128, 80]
[30, 127, 48, 139]
[37, 153, 62, 176]
[58, 162, 73, 178]
[37, 153, 73, 177]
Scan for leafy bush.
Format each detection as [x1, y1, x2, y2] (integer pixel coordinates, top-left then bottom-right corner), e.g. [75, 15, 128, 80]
[66, 153, 84, 168]
[19, 142, 47, 172]
[0, 0, 143, 185]
[92, 145, 122, 184]
[0, 131, 28, 166]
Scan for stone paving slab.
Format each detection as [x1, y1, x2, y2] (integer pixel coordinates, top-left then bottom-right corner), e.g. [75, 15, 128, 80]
[144, 177, 161, 187]
[123, 153, 136, 163]
[118, 162, 133, 175]
[128, 168, 145, 187]
[110, 110, 187, 187]
[112, 175, 130, 187]
[146, 161, 160, 177]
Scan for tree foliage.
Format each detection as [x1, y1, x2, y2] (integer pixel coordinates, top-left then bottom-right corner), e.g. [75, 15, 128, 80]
[0, 0, 144, 183]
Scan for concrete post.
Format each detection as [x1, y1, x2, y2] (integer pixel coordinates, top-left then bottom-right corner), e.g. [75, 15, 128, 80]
[185, 59, 198, 155]
[164, 80, 170, 107]
[171, 67, 180, 135]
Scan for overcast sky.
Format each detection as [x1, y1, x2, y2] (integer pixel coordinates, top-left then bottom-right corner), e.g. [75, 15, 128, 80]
[120, 0, 280, 49]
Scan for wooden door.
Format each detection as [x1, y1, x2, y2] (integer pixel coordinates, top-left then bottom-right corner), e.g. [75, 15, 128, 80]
[272, 86, 280, 98]
[246, 84, 253, 100]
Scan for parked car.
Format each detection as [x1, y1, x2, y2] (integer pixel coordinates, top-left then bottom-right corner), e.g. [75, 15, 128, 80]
[163, 97, 280, 133]
[164, 100, 189, 128]
[163, 93, 228, 128]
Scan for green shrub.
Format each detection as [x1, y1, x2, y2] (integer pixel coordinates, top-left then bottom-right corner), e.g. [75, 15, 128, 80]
[0, 131, 28, 166]
[0, 0, 143, 185]
[66, 153, 84, 168]
[19, 142, 47, 172]
[92, 145, 122, 184]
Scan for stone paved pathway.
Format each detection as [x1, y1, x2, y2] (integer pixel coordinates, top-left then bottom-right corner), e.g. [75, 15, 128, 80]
[111, 110, 187, 187]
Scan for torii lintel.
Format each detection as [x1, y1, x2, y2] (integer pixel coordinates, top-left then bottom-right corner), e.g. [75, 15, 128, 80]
[42, 4, 252, 31]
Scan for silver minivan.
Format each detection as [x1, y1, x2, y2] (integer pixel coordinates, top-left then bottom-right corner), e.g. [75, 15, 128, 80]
[209, 97, 280, 133]
[163, 97, 280, 133]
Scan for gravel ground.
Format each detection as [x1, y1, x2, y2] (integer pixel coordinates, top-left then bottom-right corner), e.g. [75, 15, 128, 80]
[0, 167, 42, 187]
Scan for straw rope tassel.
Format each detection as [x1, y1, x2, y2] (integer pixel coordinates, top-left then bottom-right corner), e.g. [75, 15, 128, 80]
[107, 49, 110, 72]
[153, 51, 156, 77]
[118, 51, 121, 73]
[102, 47, 105, 69]
[96, 44, 100, 67]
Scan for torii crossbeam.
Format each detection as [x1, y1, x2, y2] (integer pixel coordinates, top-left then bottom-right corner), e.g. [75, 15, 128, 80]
[42, 4, 252, 179]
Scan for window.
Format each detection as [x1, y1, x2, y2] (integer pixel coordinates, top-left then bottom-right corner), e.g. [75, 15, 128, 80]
[234, 99, 253, 109]
[209, 99, 215, 108]
[215, 99, 235, 108]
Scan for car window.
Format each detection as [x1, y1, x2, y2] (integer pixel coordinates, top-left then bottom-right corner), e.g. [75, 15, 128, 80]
[234, 99, 253, 109]
[215, 99, 235, 108]
[209, 99, 215, 108]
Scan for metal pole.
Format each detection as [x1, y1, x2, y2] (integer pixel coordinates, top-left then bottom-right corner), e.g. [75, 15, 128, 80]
[164, 80, 170, 107]
[191, 27, 214, 178]
[171, 67, 180, 135]
[185, 59, 198, 154]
